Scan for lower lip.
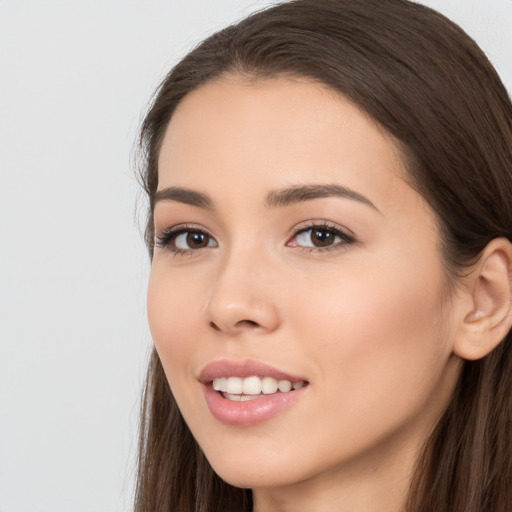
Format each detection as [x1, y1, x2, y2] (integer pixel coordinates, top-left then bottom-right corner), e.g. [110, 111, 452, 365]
[203, 384, 307, 426]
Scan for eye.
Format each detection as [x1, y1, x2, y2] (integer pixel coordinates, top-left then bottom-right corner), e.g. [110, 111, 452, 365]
[156, 226, 218, 254]
[294, 228, 340, 248]
[287, 223, 355, 250]
[174, 231, 215, 250]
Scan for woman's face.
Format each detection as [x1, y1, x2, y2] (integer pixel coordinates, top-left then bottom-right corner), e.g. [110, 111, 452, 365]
[148, 77, 462, 496]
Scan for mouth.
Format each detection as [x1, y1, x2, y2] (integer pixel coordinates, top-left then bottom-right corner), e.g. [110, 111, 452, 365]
[212, 375, 308, 401]
[199, 360, 309, 426]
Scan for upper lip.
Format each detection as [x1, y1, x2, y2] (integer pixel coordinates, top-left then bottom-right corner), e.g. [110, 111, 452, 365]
[198, 359, 307, 384]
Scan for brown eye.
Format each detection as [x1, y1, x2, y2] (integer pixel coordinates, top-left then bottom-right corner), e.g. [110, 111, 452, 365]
[293, 227, 342, 248]
[155, 227, 218, 254]
[170, 230, 216, 251]
[310, 229, 337, 247]
[185, 231, 211, 249]
[287, 224, 356, 251]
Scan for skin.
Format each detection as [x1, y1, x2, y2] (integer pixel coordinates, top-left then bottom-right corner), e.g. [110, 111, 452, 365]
[147, 76, 466, 512]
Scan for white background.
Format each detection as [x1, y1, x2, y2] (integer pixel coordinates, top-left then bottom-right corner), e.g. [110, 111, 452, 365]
[0, 1, 510, 511]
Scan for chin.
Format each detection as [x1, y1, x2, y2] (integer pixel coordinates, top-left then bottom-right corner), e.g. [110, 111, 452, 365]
[215, 471, 293, 491]
[206, 454, 301, 490]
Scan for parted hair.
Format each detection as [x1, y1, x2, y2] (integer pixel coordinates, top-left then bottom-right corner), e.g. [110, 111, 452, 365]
[135, 1, 512, 511]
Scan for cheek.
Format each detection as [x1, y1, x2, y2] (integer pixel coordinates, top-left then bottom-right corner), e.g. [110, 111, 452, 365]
[147, 265, 203, 382]
[293, 256, 451, 408]
[296, 252, 444, 329]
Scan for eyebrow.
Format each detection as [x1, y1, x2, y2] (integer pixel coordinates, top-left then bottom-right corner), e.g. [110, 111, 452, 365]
[265, 184, 380, 212]
[154, 187, 213, 209]
[154, 183, 379, 212]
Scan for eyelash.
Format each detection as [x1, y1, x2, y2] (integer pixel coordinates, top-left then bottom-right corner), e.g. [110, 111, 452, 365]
[287, 221, 356, 253]
[155, 221, 356, 256]
[155, 224, 216, 256]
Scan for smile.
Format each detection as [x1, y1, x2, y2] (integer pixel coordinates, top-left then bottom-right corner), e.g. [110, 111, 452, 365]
[200, 360, 309, 425]
[213, 376, 306, 401]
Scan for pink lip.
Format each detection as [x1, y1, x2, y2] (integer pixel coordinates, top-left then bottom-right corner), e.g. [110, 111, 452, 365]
[199, 359, 309, 427]
[198, 359, 306, 383]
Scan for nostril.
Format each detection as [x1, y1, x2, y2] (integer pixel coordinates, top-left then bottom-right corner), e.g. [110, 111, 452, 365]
[209, 319, 261, 333]
[236, 320, 259, 328]
[209, 321, 221, 331]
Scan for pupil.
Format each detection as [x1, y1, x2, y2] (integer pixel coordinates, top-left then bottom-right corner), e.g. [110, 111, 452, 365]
[312, 229, 333, 247]
[187, 232, 208, 248]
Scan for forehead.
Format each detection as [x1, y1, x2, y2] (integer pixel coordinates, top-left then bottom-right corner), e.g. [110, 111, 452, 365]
[157, 76, 411, 214]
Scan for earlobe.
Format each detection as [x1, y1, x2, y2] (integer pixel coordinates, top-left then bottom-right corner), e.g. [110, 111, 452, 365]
[453, 238, 512, 361]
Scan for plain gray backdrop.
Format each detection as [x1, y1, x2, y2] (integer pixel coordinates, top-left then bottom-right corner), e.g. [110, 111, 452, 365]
[1, 1, 511, 510]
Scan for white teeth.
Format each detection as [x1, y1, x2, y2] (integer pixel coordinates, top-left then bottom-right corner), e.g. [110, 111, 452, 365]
[261, 376, 278, 394]
[226, 376, 243, 394]
[213, 377, 227, 391]
[212, 375, 306, 397]
[242, 376, 262, 395]
[224, 393, 260, 402]
[278, 379, 292, 392]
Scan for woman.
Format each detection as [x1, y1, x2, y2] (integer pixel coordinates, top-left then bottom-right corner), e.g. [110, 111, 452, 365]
[135, 1, 512, 511]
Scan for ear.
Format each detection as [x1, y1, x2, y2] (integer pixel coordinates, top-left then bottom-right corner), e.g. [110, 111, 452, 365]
[453, 238, 512, 361]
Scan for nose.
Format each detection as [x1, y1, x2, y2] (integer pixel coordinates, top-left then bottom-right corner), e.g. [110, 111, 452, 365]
[204, 250, 280, 336]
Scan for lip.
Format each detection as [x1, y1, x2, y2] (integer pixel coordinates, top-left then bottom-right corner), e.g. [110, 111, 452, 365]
[199, 359, 309, 427]
[198, 359, 307, 383]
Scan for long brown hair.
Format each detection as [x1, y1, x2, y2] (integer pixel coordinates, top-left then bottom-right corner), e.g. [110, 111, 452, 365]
[135, 1, 512, 510]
